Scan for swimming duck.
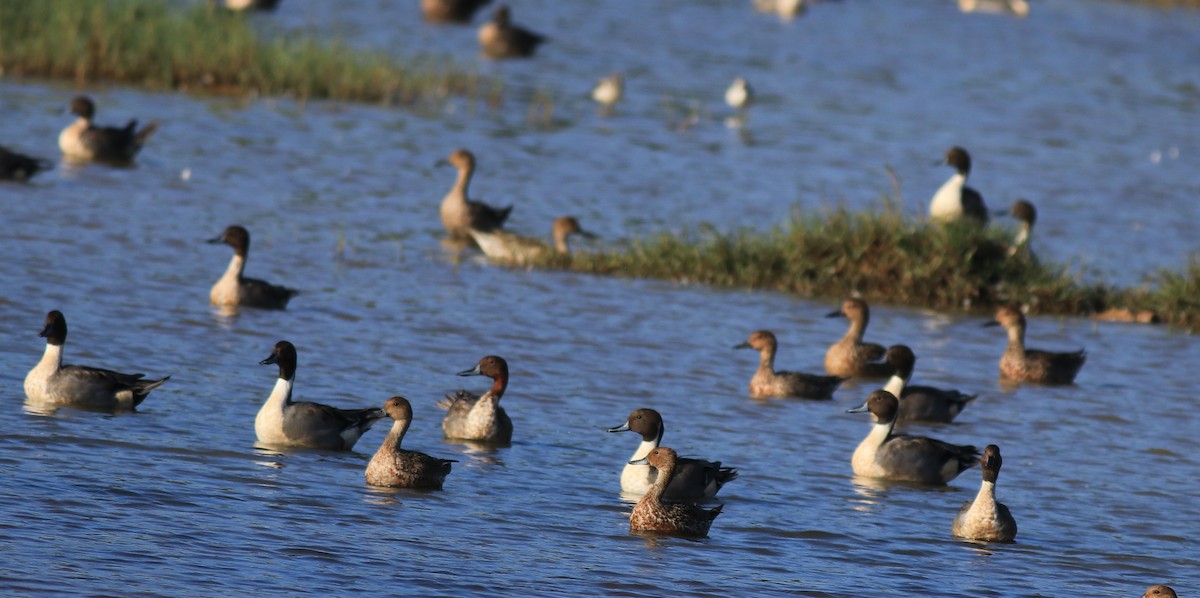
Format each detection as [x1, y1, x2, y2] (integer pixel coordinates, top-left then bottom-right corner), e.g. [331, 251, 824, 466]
[725, 77, 754, 122]
[825, 298, 893, 380]
[0, 146, 53, 182]
[207, 225, 299, 310]
[997, 199, 1037, 258]
[753, 0, 807, 20]
[958, 0, 1029, 17]
[952, 444, 1017, 542]
[929, 146, 989, 224]
[58, 96, 157, 164]
[438, 355, 513, 443]
[422, 0, 491, 23]
[211, 0, 281, 11]
[734, 330, 843, 399]
[847, 390, 979, 485]
[984, 306, 1086, 385]
[1143, 586, 1178, 598]
[591, 73, 624, 115]
[439, 148, 513, 243]
[629, 447, 724, 538]
[365, 396, 456, 489]
[469, 216, 595, 265]
[882, 345, 976, 424]
[478, 5, 545, 59]
[257, 341, 386, 450]
[607, 408, 738, 501]
[24, 310, 170, 411]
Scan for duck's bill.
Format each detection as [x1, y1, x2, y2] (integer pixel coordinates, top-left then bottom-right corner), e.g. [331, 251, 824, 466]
[607, 422, 631, 433]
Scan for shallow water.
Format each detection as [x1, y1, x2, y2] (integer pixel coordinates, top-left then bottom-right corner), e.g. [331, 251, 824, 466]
[1, 0, 1197, 595]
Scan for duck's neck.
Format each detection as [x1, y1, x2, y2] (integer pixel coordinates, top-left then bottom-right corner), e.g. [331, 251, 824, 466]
[843, 318, 867, 344]
[757, 345, 777, 375]
[452, 166, 473, 203]
[222, 253, 246, 283]
[867, 419, 894, 447]
[629, 428, 662, 462]
[36, 342, 63, 373]
[1005, 324, 1026, 355]
[646, 458, 675, 502]
[974, 479, 997, 505]
[553, 230, 570, 253]
[266, 375, 294, 408]
[488, 372, 508, 401]
[381, 418, 411, 452]
[883, 373, 907, 396]
[1014, 223, 1031, 247]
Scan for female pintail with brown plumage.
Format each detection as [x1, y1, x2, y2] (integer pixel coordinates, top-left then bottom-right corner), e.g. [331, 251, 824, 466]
[438, 355, 513, 443]
[58, 96, 157, 164]
[952, 444, 1017, 542]
[882, 345, 976, 424]
[439, 149, 513, 243]
[929, 146, 989, 224]
[257, 341, 386, 450]
[734, 330, 843, 400]
[478, 5, 545, 59]
[847, 390, 979, 485]
[607, 408, 737, 502]
[825, 298, 893, 380]
[469, 216, 595, 265]
[421, 0, 490, 23]
[24, 310, 170, 412]
[628, 447, 724, 538]
[984, 306, 1086, 385]
[1143, 586, 1178, 598]
[0, 146, 53, 182]
[207, 225, 299, 310]
[366, 397, 456, 490]
[996, 199, 1037, 258]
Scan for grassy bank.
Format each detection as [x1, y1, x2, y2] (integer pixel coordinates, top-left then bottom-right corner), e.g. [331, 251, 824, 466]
[539, 206, 1200, 332]
[0, 0, 499, 105]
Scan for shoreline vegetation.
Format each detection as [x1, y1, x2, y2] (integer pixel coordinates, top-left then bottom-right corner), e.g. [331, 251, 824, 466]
[0, 0, 501, 106]
[538, 203, 1200, 332]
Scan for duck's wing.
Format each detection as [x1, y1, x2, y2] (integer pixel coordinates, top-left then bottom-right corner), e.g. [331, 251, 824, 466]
[436, 389, 480, 413]
[879, 434, 979, 482]
[962, 187, 989, 223]
[59, 364, 146, 391]
[467, 199, 513, 231]
[285, 401, 386, 444]
[0, 147, 53, 181]
[899, 385, 977, 422]
[666, 457, 738, 501]
[240, 276, 300, 309]
[80, 123, 138, 159]
[777, 370, 843, 399]
[861, 342, 887, 362]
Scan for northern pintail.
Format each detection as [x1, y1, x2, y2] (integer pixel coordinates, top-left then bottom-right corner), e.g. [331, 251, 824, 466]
[997, 199, 1036, 258]
[930, 146, 989, 224]
[439, 148, 513, 243]
[207, 225, 299, 310]
[753, 0, 807, 20]
[984, 306, 1086, 385]
[365, 397, 456, 489]
[847, 390, 979, 485]
[882, 345, 976, 424]
[725, 77, 754, 122]
[958, 0, 1029, 17]
[591, 73, 624, 115]
[24, 310, 170, 411]
[607, 408, 737, 501]
[952, 444, 1017, 542]
[469, 216, 595, 265]
[438, 355, 513, 443]
[734, 330, 843, 400]
[58, 96, 157, 164]
[1143, 586, 1178, 598]
[629, 447, 724, 538]
[478, 5, 545, 59]
[422, 0, 491, 23]
[257, 341, 386, 450]
[825, 298, 893, 380]
[211, 0, 281, 11]
[0, 146, 53, 182]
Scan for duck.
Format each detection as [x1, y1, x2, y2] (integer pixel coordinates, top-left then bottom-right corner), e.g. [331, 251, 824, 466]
[591, 73, 624, 115]
[628, 447, 724, 538]
[207, 225, 299, 310]
[438, 355, 513, 443]
[422, 0, 491, 23]
[847, 390, 979, 485]
[725, 77, 754, 122]
[0, 146, 53, 182]
[607, 408, 737, 501]
[998, 199, 1037, 258]
[985, 306, 1086, 385]
[1143, 586, 1178, 598]
[469, 216, 595, 265]
[24, 310, 170, 411]
[958, 0, 1029, 18]
[929, 146, 989, 224]
[478, 5, 545, 59]
[256, 341, 386, 450]
[58, 96, 157, 164]
[438, 148, 513, 243]
[952, 444, 1017, 542]
[824, 298, 893, 380]
[882, 345, 976, 424]
[753, 0, 807, 20]
[734, 330, 843, 399]
[210, 0, 282, 11]
[365, 397, 456, 489]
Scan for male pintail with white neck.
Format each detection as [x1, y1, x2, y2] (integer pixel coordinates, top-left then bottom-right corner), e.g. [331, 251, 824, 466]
[58, 96, 157, 164]
[207, 225, 299, 310]
[847, 390, 979, 485]
[608, 408, 737, 501]
[929, 146, 988, 224]
[882, 345, 976, 424]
